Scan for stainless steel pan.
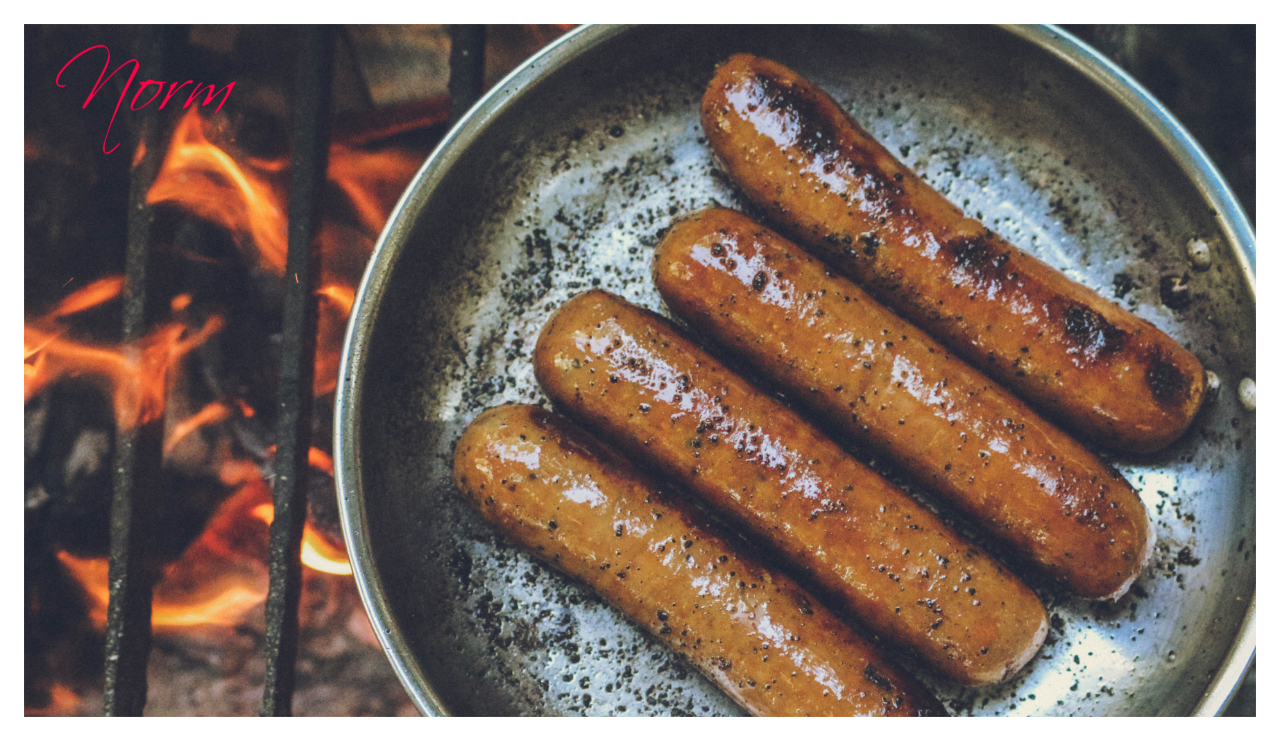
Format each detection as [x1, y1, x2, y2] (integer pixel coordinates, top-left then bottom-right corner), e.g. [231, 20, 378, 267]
[335, 25, 1255, 716]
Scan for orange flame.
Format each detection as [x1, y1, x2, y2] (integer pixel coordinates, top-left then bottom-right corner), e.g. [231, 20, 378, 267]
[146, 109, 289, 274]
[164, 400, 232, 454]
[25, 684, 82, 717]
[310, 146, 419, 396]
[48, 276, 125, 318]
[58, 449, 353, 630]
[58, 478, 273, 631]
[327, 145, 422, 234]
[250, 500, 351, 576]
[301, 531, 353, 575]
[39, 108, 416, 643]
[316, 284, 355, 315]
[308, 446, 335, 475]
[142, 109, 421, 399]
[25, 317, 223, 428]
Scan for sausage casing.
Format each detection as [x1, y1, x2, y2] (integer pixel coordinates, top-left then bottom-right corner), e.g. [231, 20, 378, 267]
[653, 208, 1154, 600]
[453, 403, 946, 716]
[702, 53, 1206, 453]
[533, 290, 1047, 686]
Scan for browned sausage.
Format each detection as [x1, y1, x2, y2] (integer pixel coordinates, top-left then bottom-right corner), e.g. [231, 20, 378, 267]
[701, 53, 1206, 453]
[533, 290, 1047, 686]
[453, 404, 947, 716]
[653, 208, 1154, 600]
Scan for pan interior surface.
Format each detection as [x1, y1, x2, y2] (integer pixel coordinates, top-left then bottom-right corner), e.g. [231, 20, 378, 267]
[341, 25, 1254, 716]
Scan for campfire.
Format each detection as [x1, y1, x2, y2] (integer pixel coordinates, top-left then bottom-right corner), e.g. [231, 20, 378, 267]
[25, 24, 572, 716]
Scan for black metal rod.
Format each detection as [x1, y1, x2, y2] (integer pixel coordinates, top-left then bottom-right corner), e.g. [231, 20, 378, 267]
[448, 24, 487, 125]
[103, 26, 167, 718]
[261, 25, 333, 717]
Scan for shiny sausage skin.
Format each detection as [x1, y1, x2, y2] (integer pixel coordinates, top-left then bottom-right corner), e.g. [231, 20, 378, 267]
[453, 404, 946, 716]
[654, 208, 1154, 600]
[533, 290, 1047, 686]
[702, 54, 1206, 453]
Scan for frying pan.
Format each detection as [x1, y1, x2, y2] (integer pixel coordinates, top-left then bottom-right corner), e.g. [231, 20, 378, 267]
[335, 25, 1255, 716]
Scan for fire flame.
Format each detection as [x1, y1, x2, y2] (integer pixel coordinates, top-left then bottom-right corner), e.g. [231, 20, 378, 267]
[57, 478, 271, 630]
[27, 27, 589, 716]
[34, 107, 416, 644]
[164, 400, 232, 454]
[25, 315, 224, 429]
[48, 276, 125, 318]
[327, 145, 422, 235]
[56, 447, 354, 632]
[146, 110, 289, 273]
[25, 684, 82, 717]
[250, 500, 353, 576]
[142, 108, 422, 398]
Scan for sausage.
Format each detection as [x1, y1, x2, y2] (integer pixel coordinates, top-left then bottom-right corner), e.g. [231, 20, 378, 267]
[533, 290, 1047, 686]
[653, 208, 1154, 600]
[701, 53, 1206, 453]
[453, 404, 947, 716]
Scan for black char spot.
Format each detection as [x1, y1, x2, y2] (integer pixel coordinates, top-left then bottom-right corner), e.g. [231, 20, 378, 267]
[750, 73, 839, 158]
[946, 233, 1009, 280]
[1147, 353, 1192, 404]
[863, 663, 895, 692]
[1063, 304, 1126, 357]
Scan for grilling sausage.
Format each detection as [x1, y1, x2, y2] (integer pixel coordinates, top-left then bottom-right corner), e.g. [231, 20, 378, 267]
[701, 53, 1206, 453]
[453, 404, 947, 716]
[653, 208, 1154, 600]
[533, 290, 1047, 686]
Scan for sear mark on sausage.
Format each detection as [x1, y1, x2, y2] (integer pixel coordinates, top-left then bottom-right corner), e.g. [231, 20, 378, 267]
[859, 232, 880, 257]
[863, 663, 895, 692]
[1062, 304, 1126, 358]
[1146, 352, 1193, 405]
[945, 232, 1009, 281]
[749, 73, 840, 158]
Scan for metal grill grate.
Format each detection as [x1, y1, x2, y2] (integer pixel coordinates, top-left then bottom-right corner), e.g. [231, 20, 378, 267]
[98, 23, 488, 717]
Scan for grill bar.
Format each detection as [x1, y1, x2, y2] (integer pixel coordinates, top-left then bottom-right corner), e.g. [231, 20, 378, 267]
[448, 25, 487, 125]
[102, 26, 169, 718]
[260, 24, 334, 717]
